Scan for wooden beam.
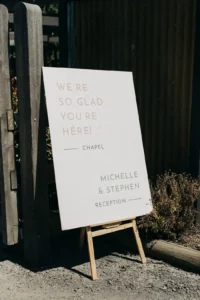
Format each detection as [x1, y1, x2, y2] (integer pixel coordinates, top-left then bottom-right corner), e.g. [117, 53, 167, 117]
[146, 240, 200, 272]
[0, 4, 19, 245]
[28, 0, 60, 3]
[14, 2, 50, 267]
[1, 1, 60, 10]
[119, 235, 200, 273]
[9, 32, 59, 45]
[9, 13, 59, 26]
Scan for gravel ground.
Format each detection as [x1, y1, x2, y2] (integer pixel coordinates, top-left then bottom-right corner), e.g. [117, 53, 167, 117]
[177, 228, 200, 250]
[0, 235, 199, 300]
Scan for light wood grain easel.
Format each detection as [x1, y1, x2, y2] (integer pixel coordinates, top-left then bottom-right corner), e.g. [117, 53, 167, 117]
[80, 218, 146, 280]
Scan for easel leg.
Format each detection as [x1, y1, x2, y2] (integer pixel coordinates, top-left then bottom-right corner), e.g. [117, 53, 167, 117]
[80, 227, 86, 251]
[86, 226, 98, 280]
[132, 219, 147, 264]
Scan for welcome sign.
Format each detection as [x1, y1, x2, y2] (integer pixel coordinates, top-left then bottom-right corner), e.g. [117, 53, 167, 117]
[42, 68, 153, 230]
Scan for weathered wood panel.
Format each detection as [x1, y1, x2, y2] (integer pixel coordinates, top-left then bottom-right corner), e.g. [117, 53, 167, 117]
[0, 4, 18, 245]
[14, 2, 50, 267]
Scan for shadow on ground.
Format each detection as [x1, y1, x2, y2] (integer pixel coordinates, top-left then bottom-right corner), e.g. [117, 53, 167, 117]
[0, 224, 140, 279]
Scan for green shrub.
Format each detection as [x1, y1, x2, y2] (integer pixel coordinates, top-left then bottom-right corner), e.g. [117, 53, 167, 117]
[138, 172, 199, 240]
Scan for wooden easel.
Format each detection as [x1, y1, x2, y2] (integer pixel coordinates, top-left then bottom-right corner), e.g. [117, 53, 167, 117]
[80, 218, 146, 280]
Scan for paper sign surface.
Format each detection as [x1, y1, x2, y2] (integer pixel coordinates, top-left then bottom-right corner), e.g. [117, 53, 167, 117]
[42, 67, 153, 230]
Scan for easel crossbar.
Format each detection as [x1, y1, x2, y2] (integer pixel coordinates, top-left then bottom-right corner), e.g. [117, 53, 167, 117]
[90, 217, 133, 227]
[92, 222, 133, 237]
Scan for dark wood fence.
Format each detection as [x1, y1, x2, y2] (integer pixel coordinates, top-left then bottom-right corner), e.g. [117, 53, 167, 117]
[64, 0, 196, 177]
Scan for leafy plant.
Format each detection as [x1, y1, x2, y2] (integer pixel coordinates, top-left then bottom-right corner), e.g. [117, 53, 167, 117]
[138, 172, 199, 240]
[11, 77, 20, 162]
[46, 127, 53, 161]
[41, 4, 59, 15]
[11, 77, 53, 162]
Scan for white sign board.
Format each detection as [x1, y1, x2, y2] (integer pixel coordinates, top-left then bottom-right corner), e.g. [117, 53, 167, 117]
[42, 67, 153, 230]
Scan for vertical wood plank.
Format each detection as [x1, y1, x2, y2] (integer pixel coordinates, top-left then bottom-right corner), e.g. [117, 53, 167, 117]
[7, 109, 14, 131]
[150, 0, 161, 175]
[190, 0, 200, 178]
[0, 4, 19, 246]
[14, 2, 50, 267]
[141, 0, 152, 175]
[164, 0, 176, 171]
[181, 0, 196, 173]
[90, 0, 96, 69]
[86, 226, 98, 280]
[136, 1, 146, 149]
[59, 1, 68, 67]
[158, 0, 168, 173]
[80, 227, 86, 251]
